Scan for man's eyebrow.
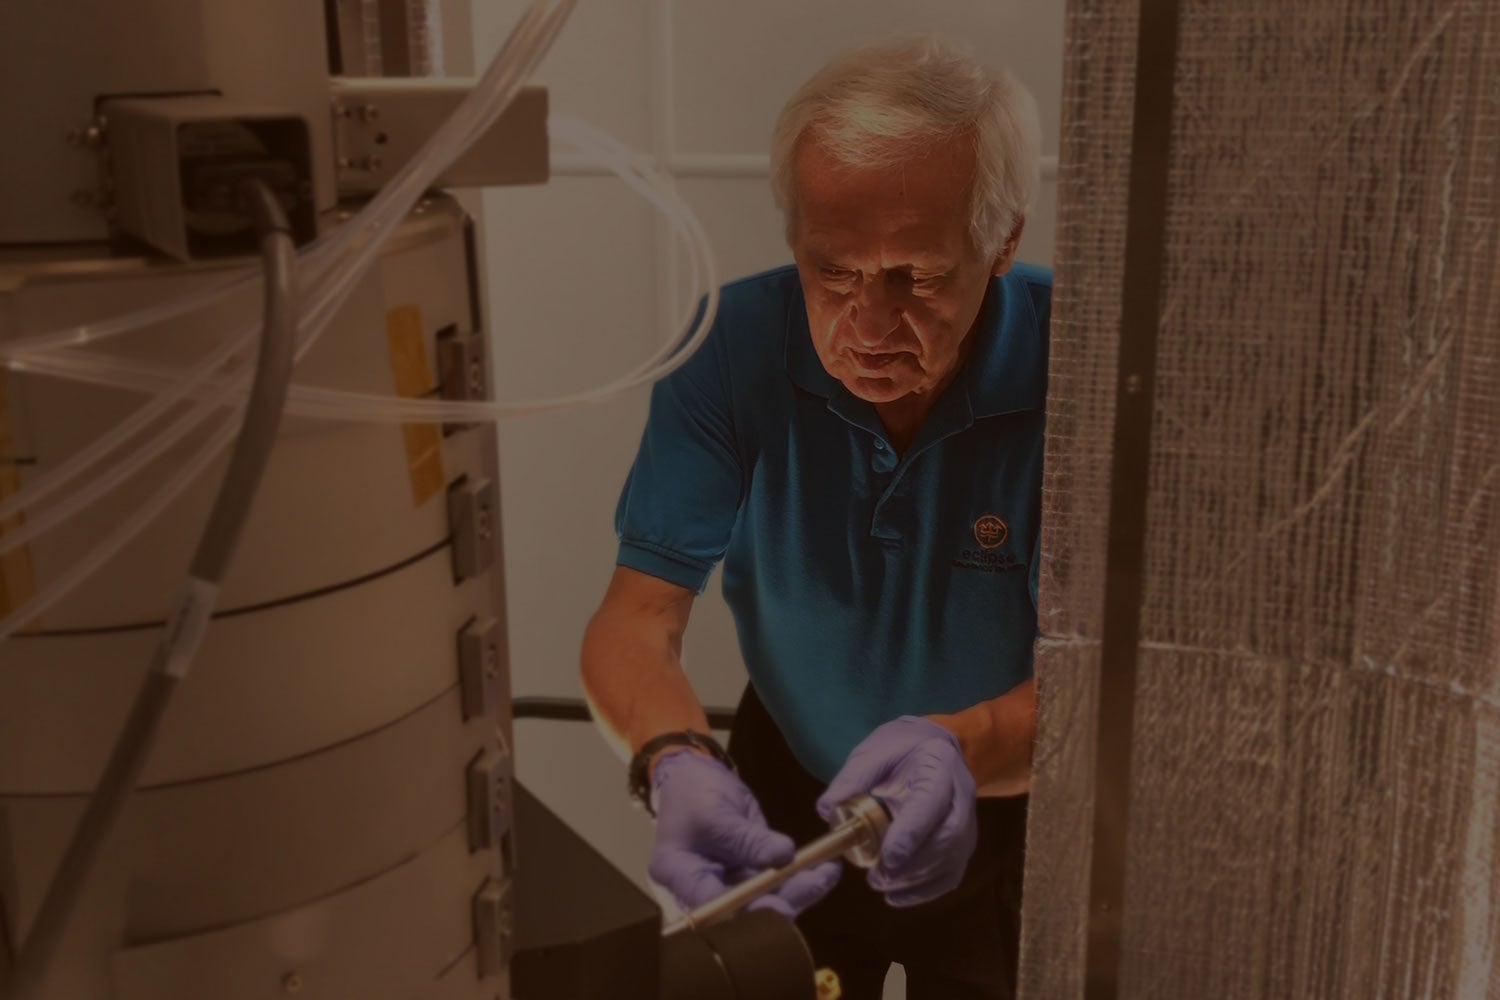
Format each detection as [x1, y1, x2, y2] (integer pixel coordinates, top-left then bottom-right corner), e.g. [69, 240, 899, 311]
[888, 261, 954, 277]
[904, 254, 957, 271]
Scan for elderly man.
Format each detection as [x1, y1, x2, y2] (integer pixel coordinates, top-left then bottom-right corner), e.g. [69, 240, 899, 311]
[581, 34, 1046, 999]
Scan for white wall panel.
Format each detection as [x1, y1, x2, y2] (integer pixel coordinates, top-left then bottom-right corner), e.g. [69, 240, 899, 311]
[471, 0, 654, 150]
[481, 178, 660, 396]
[1018, 176, 1058, 270]
[477, 173, 664, 702]
[676, 176, 791, 286]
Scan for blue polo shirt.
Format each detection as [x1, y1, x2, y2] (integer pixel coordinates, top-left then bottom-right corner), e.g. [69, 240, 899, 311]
[615, 263, 1050, 781]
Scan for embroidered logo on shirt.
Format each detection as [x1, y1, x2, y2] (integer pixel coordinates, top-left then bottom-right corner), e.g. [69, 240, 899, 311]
[954, 514, 1025, 575]
[973, 514, 1009, 549]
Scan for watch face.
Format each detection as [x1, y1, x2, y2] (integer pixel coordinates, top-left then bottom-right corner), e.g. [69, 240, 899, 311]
[628, 732, 733, 817]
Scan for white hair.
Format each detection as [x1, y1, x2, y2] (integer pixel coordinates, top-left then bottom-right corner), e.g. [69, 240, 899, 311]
[769, 34, 1041, 260]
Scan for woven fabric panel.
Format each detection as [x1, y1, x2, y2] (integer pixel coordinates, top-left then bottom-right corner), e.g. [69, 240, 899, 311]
[1020, 2, 1500, 998]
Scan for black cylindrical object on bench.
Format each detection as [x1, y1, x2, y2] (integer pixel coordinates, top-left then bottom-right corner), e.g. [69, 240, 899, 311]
[660, 909, 816, 1000]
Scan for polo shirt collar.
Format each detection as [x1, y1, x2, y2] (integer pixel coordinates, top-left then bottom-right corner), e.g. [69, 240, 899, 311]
[963, 272, 1047, 418]
[783, 272, 1046, 421]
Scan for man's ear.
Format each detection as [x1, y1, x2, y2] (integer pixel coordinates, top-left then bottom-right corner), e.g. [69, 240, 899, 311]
[991, 217, 1026, 276]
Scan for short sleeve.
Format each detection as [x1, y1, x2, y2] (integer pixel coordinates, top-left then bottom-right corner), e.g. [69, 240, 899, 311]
[614, 305, 745, 595]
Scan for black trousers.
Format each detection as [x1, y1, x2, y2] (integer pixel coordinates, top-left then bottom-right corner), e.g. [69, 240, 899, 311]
[727, 685, 1027, 1000]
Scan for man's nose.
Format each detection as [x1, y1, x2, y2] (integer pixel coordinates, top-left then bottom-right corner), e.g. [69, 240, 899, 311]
[848, 277, 902, 346]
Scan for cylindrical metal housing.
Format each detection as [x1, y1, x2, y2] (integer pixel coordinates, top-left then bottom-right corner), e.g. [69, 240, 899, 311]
[0, 196, 513, 999]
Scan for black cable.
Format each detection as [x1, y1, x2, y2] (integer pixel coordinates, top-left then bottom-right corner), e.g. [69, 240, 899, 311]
[511, 696, 737, 732]
[2, 178, 298, 1000]
[25, 538, 451, 638]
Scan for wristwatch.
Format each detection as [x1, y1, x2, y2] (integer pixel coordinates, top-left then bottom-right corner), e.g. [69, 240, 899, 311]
[627, 730, 735, 816]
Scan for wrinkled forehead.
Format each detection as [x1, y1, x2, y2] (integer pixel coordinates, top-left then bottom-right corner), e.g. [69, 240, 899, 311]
[792, 134, 977, 261]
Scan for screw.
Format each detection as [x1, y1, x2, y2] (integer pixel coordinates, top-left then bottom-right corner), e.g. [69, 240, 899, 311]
[282, 972, 304, 994]
[1124, 373, 1143, 395]
[359, 103, 380, 122]
[468, 361, 484, 394]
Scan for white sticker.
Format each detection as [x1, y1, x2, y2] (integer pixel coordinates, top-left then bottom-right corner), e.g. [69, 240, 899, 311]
[161, 577, 220, 678]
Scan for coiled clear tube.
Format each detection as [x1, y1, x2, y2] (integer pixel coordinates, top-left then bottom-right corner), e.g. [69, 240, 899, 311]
[2, 116, 719, 428]
[0, 5, 726, 640]
[0, 0, 583, 639]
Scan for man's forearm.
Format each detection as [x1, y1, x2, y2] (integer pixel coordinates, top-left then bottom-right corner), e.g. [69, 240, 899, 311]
[926, 677, 1036, 796]
[580, 601, 709, 761]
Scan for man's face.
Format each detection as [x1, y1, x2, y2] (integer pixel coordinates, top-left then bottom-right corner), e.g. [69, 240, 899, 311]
[790, 133, 1017, 407]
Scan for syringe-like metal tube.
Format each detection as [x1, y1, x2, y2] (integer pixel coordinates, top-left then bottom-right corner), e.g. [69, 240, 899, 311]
[662, 794, 889, 936]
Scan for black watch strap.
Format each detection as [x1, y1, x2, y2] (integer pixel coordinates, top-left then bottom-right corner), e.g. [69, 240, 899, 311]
[628, 730, 735, 816]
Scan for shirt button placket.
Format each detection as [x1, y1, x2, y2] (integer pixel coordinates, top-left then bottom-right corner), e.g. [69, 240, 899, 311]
[869, 436, 903, 543]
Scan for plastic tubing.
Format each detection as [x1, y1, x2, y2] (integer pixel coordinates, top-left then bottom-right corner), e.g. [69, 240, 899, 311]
[0, 0, 576, 638]
[5, 115, 720, 428]
[0, 413, 240, 642]
[0, 112, 719, 570]
[0, 333, 244, 523]
[1, 0, 556, 389]
[0, 0, 556, 361]
[0, 0, 567, 528]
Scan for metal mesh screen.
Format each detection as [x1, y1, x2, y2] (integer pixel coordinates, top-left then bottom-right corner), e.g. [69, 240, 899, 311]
[1021, 2, 1500, 997]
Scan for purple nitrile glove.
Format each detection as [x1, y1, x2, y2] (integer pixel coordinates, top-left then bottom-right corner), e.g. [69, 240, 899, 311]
[816, 716, 978, 908]
[647, 748, 842, 918]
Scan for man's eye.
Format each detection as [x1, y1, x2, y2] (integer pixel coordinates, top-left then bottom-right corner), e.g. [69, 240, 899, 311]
[821, 267, 855, 282]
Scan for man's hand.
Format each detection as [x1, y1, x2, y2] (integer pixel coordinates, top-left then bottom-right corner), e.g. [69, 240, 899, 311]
[649, 748, 842, 919]
[816, 717, 978, 907]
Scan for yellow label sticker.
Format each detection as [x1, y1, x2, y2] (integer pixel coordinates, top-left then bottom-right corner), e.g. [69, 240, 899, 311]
[385, 305, 445, 507]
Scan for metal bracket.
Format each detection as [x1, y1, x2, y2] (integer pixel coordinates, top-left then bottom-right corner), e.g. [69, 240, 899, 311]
[329, 80, 549, 196]
[472, 877, 514, 980]
[436, 324, 487, 434]
[458, 616, 507, 721]
[446, 476, 498, 582]
[466, 747, 513, 855]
